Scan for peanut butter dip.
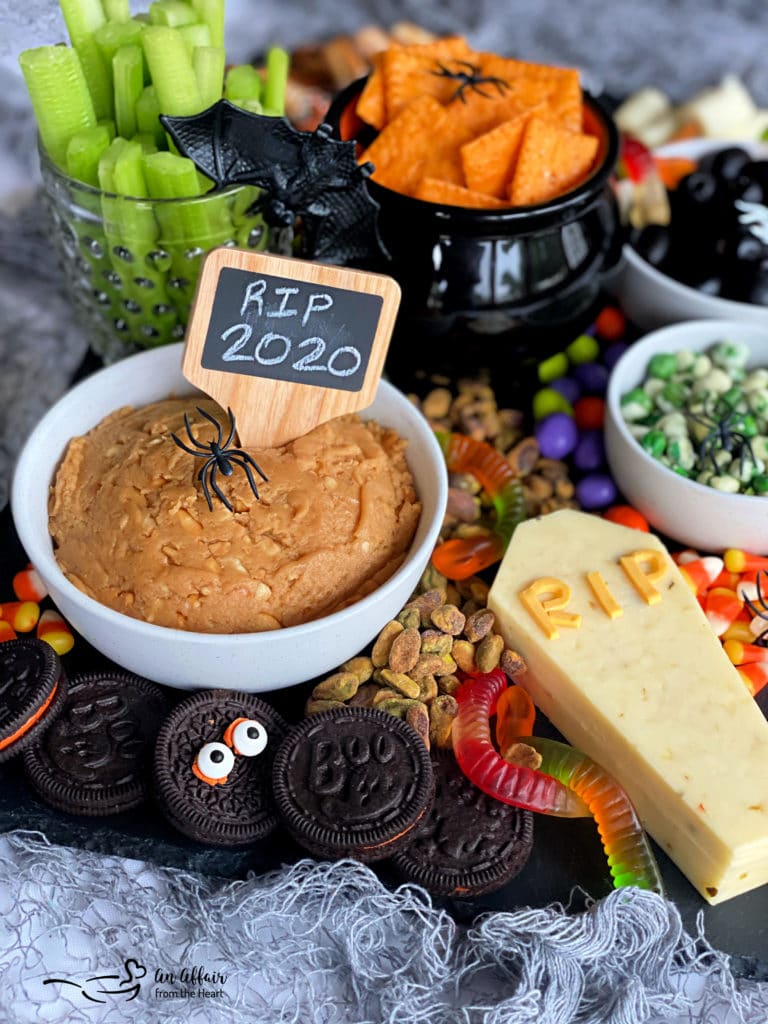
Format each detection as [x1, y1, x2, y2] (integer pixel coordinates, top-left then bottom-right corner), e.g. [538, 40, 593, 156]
[48, 398, 422, 633]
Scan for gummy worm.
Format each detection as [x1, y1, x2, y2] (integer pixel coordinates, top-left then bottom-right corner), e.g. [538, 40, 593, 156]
[453, 670, 665, 893]
[452, 668, 590, 818]
[432, 431, 526, 580]
[520, 735, 665, 894]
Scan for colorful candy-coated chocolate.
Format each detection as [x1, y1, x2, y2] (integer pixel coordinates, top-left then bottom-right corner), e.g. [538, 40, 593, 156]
[12, 563, 48, 603]
[432, 432, 526, 580]
[452, 669, 589, 818]
[521, 734, 665, 894]
[573, 396, 606, 431]
[0, 601, 40, 633]
[593, 305, 626, 341]
[575, 473, 617, 509]
[602, 505, 649, 532]
[535, 412, 579, 460]
[36, 609, 74, 655]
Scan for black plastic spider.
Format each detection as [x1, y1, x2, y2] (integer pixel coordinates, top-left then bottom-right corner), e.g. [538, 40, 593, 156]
[171, 406, 268, 513]
[686, 403, 758, 477]
[429, 59, 510, 104]
[743, 570, 768, 648]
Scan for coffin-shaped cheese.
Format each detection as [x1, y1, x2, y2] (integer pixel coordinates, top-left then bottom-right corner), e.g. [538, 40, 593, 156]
[487, 509, 768, 904]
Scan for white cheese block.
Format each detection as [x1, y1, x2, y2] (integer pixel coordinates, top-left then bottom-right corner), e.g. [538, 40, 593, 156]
[487, 509, 768, 905]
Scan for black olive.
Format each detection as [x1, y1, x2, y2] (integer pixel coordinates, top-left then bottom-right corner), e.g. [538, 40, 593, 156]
[736, 258, 768, 305]
[731, 173, 766, 205]
[698, 146, 752, 183]
[675, 170, 719, 207]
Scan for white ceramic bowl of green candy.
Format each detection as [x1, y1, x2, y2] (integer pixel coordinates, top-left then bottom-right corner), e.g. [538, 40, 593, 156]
[604, 318, 768, 552]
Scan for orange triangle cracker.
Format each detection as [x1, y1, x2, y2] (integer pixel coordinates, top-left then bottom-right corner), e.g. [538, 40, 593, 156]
[508, 116, 599, 206]
[382, 35, 474, 121]
[359, 95, 449, 196]
[460, 108, 540, 198]
[414, 177, 508, 208]
[356, 53, 387, 130]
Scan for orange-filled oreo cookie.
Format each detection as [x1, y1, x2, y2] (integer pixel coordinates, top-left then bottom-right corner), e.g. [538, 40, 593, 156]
[0, 638, 67, 762]
[22, 669, 170, 815]
[272, 706, 435, 862]
[153, 690, 289, 846]
[390, 749, 534, 897]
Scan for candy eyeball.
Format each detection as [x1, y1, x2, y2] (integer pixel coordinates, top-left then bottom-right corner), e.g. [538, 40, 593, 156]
[194, 741, 235, 784]
[225, 717, 269, 757]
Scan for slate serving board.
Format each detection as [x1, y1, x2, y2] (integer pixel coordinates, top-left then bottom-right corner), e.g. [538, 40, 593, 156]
[1, 501, 766, 981]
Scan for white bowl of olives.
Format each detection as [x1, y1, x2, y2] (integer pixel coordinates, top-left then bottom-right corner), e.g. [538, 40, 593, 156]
[612, 138, 768, 332]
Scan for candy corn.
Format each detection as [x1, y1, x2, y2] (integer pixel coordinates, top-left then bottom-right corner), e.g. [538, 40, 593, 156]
[678, 556, 724, 595]
[12, 563, 48, 602]
[0, 600, 40, 633]
[723, 639, 768, 666]
[738, 663, 768, 698]
[703, 588, 744, 637]
[36, 608, 74, 655]
[0, 621, 17, 643]
[723, 549, 768, 574]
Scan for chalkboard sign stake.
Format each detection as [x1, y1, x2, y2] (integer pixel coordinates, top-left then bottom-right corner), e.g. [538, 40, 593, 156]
[182, 247, 401, 449]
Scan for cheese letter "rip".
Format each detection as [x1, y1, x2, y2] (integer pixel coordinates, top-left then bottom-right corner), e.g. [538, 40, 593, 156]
[519, 577, 582, 640]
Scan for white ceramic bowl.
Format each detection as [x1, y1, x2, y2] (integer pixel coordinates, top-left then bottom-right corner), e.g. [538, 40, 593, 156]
[610, 138, 768, 331]
[11, 344, 448, 692]
[604, 318, 768, 553]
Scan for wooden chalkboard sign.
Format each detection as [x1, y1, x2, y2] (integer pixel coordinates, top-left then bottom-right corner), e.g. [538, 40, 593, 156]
[183, 247, 401, 448]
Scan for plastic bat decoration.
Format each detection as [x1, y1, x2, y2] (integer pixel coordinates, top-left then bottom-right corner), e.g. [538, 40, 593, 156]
[160, 101, 388, 267]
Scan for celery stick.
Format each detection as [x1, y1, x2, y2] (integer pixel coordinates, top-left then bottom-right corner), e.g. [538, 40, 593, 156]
[193, 45, 225, 109]
[74, 37, 113, 121]
[94, 19, 145, 67]
[60, 0, 113, 118]
[191, 0, 224, 48]
[19, 45, 97, 168]
[149, 0, 198, 27]
[135, 85, 165, 147]
[263, 46, 290, 116]
[142, 26, 203, 115]
[65, 123, 112, 185]
[98, 135, 130, 191]
[59, 0, 106, 45]
[104, 0, 131, 21]
[134, 132, 158, 153]
[98, 117, 116, 140]
[179, 22, 211, 54]
[112, 139, 151, 199]
[224, 63, 262, 103]
[113, 44, 144, 139]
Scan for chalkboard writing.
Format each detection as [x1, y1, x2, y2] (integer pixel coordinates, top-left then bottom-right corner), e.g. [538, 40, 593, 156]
[183, 248, 401, 449]
[200, 267, 383, 393]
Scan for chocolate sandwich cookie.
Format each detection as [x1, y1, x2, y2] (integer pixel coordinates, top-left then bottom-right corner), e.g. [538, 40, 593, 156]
[390, 749, 534, 897]
[153, 690, 288, 846]
[22, 669, 170, 815]
[0, 638, 67, 762]
[272, 706, 435, 863]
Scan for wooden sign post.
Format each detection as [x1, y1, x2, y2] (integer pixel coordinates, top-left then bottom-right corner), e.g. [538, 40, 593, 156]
[183, 247, 402, 449]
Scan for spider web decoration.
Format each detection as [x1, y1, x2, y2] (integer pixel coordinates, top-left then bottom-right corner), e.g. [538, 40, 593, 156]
[160, 102, 388, 268]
